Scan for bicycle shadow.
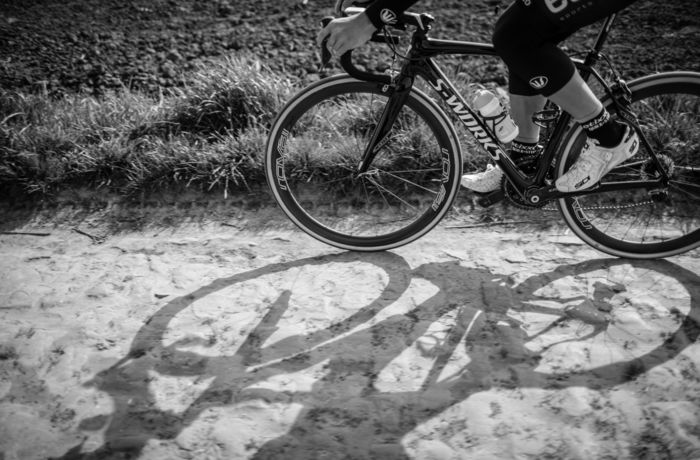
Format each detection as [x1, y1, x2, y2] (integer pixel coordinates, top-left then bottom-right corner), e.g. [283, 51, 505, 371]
[53, 253, 700, 459]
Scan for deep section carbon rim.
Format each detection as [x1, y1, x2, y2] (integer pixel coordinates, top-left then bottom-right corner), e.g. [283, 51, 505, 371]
[266, 76, 461, 251]
[558, 73, 700, 258]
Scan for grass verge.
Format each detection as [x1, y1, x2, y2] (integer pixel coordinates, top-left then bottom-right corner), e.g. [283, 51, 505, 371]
[0, 55, 293, 202]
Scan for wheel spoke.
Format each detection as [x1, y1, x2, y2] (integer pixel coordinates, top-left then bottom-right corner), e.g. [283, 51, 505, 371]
[376, 169, 440, 195]
[365, 175, 420, 211]
[558, 76, 700, 257]
[266, 77, 459, 249]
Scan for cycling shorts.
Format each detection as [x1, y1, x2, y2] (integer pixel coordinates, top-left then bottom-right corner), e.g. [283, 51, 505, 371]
[494, 0, 639, 96]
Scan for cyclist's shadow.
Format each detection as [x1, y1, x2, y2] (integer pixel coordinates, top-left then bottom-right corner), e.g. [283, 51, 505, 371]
[54, 253, 700, 459]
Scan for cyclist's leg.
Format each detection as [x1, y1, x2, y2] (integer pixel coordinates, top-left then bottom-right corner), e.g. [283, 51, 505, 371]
[510, 94, 546, 145]
[496, 0, 641, 192]
[509, 93, 547, 173]
[460, 90, 546, 192]
[494, 1, 621, 128]
[462, 1, 562, 192]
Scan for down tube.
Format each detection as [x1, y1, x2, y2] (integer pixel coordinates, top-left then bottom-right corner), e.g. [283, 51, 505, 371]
[418, 59, 529, 188]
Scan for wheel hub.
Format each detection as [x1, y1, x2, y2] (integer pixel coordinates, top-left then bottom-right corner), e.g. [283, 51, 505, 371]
[642, 154, 675, 180]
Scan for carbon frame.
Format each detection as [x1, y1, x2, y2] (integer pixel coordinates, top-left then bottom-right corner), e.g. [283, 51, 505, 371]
[343, 12, 666, 203]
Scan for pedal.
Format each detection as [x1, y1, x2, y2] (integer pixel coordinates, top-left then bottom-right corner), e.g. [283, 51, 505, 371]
[475, 189, 505, 207]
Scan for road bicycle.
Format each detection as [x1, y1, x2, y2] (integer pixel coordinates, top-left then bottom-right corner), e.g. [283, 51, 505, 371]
[265, 7, 700, 258]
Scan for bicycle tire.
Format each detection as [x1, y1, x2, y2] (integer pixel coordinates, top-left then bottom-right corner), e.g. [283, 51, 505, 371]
[556, 71, 700, 259]
[265, 75, 462, 251]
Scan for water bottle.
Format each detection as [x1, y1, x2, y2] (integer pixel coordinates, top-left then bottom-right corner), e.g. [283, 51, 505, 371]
[472, 89, 519, 143]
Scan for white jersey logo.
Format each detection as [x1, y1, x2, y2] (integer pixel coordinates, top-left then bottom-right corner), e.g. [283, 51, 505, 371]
[529, 76, 549, 90]
[380, 8, 398, 25]
[544, 0, 581, 14]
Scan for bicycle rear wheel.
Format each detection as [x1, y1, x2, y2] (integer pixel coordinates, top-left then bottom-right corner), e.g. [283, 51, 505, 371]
[266, 75, 462, 251]
[557, 72, 700, 258]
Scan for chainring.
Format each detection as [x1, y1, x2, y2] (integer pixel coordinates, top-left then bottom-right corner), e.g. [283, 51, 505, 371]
[502, 156, 552, 210]
[503, 177, 550, 210]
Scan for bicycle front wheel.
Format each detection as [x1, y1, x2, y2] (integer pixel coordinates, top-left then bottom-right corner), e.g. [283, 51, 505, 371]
[557, 72, 700, 259]
[266, 75, 462, 251]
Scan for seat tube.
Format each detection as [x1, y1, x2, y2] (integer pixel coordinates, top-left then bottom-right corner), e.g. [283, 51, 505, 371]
[592, 14, 616, 54]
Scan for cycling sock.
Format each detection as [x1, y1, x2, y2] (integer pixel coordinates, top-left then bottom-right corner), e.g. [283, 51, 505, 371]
[510, 140, 542, 174]
[581, 109, 626, 147]
[511, 140, 541, 158]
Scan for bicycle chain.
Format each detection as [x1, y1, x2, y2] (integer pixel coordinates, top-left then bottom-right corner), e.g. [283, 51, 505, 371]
[503, 153, 668, 212]
[503, 177, 658, 212]
[578, 200, 656, 211]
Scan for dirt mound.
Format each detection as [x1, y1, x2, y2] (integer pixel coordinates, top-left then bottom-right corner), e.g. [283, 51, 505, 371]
[1, 0, 698, 96]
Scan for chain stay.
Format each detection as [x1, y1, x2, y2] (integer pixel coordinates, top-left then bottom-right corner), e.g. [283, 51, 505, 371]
[505, 182, 658, 213]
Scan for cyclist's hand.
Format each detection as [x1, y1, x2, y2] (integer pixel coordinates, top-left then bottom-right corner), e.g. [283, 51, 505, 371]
[333, 0, 373, 16]
[316, 11, 377, 57]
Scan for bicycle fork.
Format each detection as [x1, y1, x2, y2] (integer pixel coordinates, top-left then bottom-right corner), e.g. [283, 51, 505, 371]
[357, 77, 414, 174]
